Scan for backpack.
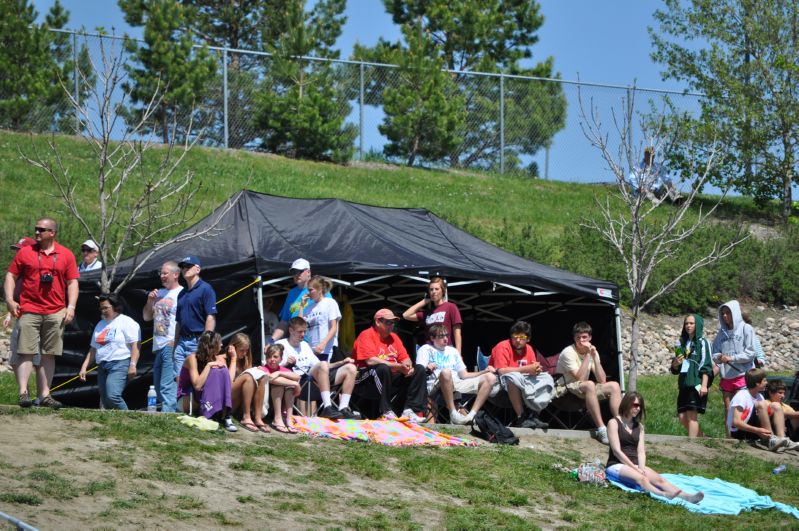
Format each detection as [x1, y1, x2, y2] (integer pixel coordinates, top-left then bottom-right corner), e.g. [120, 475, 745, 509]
[471, 410, 519, 445]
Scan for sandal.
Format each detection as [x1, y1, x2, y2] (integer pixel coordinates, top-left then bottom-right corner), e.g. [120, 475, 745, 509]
[272, 424, 292, 433]
[240, 421, 259, 433]
[256, 424, 271, 433]
[286, 425, 299, 434]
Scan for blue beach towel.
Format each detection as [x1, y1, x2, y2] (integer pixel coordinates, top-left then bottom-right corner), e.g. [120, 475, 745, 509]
[607, 472, 799, 518]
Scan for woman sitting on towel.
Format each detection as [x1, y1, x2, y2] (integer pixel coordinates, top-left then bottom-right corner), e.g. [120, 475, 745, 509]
[178, 331, 236, 431]
[606, 391, 704, 504]
[227, 333, 271, 433]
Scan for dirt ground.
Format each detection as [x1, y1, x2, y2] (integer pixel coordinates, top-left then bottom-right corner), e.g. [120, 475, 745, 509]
[1, 414, 797, 530]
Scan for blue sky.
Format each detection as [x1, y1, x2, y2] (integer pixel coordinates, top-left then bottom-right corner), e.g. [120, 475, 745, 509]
[32, 0, 691, 184]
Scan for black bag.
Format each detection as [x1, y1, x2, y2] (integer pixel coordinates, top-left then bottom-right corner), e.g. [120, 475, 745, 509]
[471, 410, 519, 445]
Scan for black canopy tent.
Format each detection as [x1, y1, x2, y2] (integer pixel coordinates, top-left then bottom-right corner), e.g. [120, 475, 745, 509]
[57, 190, 623, 406]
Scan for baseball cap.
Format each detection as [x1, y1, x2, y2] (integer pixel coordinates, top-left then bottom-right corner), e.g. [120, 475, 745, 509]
[178, 255, 201, 268]
[81, 239, 99, 251]
[11, 237, 36, 250]
[374, 308, 400, 321]
[289, 258, 310, 272]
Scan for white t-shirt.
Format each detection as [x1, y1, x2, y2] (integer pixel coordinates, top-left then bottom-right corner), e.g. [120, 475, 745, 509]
[416, 343, 466, 389]
[304, 297, 341, 358]
[727, 388, 763, 432]
[91, 314, 141, 363]
[152, 286, 183, 350]
[277, 338, 318, 375]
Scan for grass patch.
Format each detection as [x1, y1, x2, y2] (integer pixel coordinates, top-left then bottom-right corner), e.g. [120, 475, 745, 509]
[0, 492, 42, 505]
[84, 479, 116, 495]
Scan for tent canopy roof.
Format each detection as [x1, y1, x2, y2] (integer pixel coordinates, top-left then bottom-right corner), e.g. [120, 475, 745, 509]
[112, 190, 618, 302]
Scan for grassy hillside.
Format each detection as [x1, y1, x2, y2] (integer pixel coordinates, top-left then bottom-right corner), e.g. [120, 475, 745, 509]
[0, 129, 789, 311]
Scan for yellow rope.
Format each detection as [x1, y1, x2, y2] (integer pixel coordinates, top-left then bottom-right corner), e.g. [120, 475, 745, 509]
[50, 276, 261, 393]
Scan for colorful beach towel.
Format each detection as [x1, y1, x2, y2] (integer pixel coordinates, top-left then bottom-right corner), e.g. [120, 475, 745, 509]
[608, 472, 799, 519]
[292, 417, 477, 447]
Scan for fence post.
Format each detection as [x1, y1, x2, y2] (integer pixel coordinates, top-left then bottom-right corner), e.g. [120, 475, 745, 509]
[223, 48, 229, 149]
[73, 31, 79, 132]
[359, 62, 364, 161]
[499, 73, 505, 175]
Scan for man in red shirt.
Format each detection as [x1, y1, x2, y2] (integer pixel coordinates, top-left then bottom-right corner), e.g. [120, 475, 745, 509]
[4, 217, 79, 408]
[353, 308, 428, 421]
[489, 321, 554, 429]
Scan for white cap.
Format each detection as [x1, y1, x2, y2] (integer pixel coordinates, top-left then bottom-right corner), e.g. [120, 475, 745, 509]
[290, 258, 310, 272]
[81, 240, 99, 251]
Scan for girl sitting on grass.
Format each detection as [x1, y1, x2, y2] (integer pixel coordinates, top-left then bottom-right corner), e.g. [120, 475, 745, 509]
[227, 333, 270, 433]
[262, 343, 301, 433]
[606, 391, 704, 504]
[178, 331, 236, 431]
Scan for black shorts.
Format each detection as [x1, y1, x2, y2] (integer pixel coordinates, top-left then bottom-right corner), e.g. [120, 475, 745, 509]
[731, 408, 762, 441]
[677, 387, 708, 414]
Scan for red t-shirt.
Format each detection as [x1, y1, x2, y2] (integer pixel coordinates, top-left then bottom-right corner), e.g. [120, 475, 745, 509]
[489, 339, 535, 369]
[8, 242, 79, 315]
[352, 326, 409, 368]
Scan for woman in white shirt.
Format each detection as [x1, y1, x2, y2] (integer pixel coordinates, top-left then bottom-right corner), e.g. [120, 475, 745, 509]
[79, 293, 141, 410]
[299, 276, 341, 362]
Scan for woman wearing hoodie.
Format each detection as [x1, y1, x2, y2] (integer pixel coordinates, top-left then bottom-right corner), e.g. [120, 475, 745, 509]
[712, 300, 756, 434]
[670, 314, 713, 438]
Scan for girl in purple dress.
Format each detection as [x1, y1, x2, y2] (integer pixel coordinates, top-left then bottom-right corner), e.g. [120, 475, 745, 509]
[179, 331, 235, 431]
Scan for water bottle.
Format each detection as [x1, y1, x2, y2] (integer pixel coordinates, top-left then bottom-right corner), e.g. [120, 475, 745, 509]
[146, 385, 157, 413]
[773, 464, 786, 475]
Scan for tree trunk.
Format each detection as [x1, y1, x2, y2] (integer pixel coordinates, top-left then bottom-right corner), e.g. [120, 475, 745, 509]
[628, 308, 640, 391]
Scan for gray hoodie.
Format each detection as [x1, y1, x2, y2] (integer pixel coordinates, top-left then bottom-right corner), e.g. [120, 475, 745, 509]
[711, 299, 756, 379]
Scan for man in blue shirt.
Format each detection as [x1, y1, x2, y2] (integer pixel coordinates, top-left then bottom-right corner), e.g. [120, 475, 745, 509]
[270, 258, 331, 342]
[173, 256, 217, 370]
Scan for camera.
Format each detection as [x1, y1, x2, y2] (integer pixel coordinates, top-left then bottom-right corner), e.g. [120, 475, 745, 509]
[40, 273, 53, 283]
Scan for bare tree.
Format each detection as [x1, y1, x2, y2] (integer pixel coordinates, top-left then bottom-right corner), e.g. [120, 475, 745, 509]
[19, 35, 235, 294]
[579, 89, 749, 391]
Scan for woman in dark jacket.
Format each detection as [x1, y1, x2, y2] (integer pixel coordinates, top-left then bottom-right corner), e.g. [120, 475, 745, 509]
[670, 314, 713, 438]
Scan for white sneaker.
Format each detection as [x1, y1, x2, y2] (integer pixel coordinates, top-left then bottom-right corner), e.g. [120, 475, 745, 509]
[449, 409, 469, 425]
[769, 436, 790, 452]
[381, 410, 398, 420]
[402, 408, 421, 423]
[593, 426, 609, 445]
[223, 417, 238, 433]
[784, 439, 799, 452]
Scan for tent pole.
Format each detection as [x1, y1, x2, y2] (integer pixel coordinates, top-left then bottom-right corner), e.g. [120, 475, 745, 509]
[615, 304, 625, 393]
[256, 275, 265, 365]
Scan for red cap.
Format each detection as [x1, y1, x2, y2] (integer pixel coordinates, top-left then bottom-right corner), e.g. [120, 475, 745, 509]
[374, 308, 400, 321]
[11, 237, 36, 250]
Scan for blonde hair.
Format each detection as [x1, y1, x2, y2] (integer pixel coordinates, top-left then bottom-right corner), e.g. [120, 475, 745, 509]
[308, 275, 333, 294]
[227, 332, 252, 369]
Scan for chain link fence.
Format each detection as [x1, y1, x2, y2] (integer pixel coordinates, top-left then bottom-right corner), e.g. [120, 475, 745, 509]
[12, 29, 701, 182]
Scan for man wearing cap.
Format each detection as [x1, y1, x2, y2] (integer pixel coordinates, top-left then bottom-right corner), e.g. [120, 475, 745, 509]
[4, 217, 79, 409]
[78, 240, 102, 272]
[173, 256, 217, 372]
[143, 260, 183, 412]
[4, 237, 44, 405]
[352, 309, 428, 421]
[270, 258, 331, 343]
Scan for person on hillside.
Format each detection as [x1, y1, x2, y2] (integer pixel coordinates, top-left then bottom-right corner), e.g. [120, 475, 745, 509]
[299, 275, 341, 362]
[489, 321, 553, 430]
[352, 309, 428, 421]
[174, 256, 217, 375]
[766, 379, 799, 442]
[79, 293, 140, 410]
[142, 260, 183, 413]
[178, 331, 237, 432]
[712, 300, 757, 436]
[262, 343, 301, 433]
[556, 321, 622, 444]
[606, 391, 704, 504]
[403, 277, 463, 353]
[4, 236, 44, 405]
[726, 368, 798, 451]
[77, 239, 102, 273]
[416, 323, 497, 425]
[670, 314, 713, 438]
[5, 217, 79, 409]
[270, 258, 332, 343]
[277, 316, 358, 419]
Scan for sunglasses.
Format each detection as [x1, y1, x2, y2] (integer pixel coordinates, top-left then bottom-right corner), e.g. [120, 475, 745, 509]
[34, 227, 53, 233]
[631, 403, 641, 408]
[433, 333, 449, 338]
[179, 264, 195, 270]
[81, 248, 95, 253]
[511, 334, 529, 340]
[379, 319, 396, 326]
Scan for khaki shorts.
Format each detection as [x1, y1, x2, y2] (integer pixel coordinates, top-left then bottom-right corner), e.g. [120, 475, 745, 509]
[17, 309, 66, 356]
[566, 381, 612, 400]
[429, 375, 482, 396]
